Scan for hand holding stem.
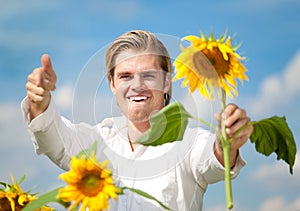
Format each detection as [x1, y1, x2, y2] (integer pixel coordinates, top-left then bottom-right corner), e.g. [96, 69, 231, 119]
[214, 90, 253, 209]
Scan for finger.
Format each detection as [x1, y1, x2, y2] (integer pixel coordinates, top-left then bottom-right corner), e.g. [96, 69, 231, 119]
[226, 117, 251, 137]
[27, 68, 43, 87]
[41, 54, 57, 91]
[214, 104, 239, 127]
[27, 91, 45, 103]
[230, 122, 253, 149]
[28, 70, 54, 95]
[41, 54, 53, 71]
[41, 54, 56, 78]
[36, 69, 45, 87]
[27, 85, 46, 103]
[225, 107, 246, 128]
[215, 103, 238, 126]
[26, 81, 48, 96]
[224, 103, 238, 117]
[42, 76, 56, 91]
[35, 70, 52, 89]
[27, 72, 36, 84]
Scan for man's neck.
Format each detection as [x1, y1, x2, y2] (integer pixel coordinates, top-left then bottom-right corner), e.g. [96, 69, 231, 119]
[127, 120, 151, 151]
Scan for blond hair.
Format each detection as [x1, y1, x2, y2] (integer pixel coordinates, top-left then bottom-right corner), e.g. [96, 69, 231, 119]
[105, 30, 172, 105]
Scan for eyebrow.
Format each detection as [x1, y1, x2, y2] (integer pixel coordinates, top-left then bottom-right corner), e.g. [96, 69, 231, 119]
[140, 70, 161, 75]
[116, 71, 132, 75]
[116, 69, 162, 76]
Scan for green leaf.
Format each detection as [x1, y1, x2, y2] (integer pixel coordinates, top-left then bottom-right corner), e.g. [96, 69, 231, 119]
[22, 187, 67, 211]
[136, 102, 192, 146]
[17, 174, 26, 185]
[250, 116, 297, 174]
[0, 175, 26, 190]
[76, 140, 98, 159]
[121, 187, 171, 210]
[219, 29, 228, 43]
[0, 181, 11, 189]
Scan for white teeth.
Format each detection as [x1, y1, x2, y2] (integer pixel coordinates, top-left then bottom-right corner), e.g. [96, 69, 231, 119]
[129, 96, 147, 101]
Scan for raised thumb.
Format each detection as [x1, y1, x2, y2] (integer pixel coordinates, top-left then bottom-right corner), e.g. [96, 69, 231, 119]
[41, 54, 53, 71]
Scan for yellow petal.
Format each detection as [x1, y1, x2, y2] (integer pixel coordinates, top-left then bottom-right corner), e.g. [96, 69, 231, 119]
[18, 194, 29, 205]
[183, 35, 203, 46]
[218, 44, 229, 61]
[59, 171, 80, 184]
[188, 74, 198, 92]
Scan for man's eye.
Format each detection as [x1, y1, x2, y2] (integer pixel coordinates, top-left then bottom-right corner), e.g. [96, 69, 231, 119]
[120, 75, 131, 79]
[143, 74, 155, 79]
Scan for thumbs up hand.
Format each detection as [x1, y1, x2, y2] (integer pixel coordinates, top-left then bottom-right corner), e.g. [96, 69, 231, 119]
[26, 54, 57, 120]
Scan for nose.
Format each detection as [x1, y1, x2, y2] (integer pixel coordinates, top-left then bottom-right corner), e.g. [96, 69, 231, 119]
[131, 74, 146, 92]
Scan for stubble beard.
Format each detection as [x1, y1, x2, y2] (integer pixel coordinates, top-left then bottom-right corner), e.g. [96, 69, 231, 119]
[128, 108, 151, 124]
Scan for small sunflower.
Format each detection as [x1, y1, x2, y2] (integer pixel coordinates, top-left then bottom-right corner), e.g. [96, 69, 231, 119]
[0, 176, 52, 211]
[173, 31, 248, 99]
[57, 153, 120, 211]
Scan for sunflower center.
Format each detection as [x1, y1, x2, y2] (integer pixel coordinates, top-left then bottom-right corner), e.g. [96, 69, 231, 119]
[204, 47, 230, 78]
[192, 51, 218, 80]
[0, 198, 13, 211]
[78, 173, 104, 197]
[192, 46, 231, 82]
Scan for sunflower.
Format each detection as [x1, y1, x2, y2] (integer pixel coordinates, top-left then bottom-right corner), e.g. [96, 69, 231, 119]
[57, 153, 120, 211]
[0, 176, 52, 211]
[173, 31, 248, 99]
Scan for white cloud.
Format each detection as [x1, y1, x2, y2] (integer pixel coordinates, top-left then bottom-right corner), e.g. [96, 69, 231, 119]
[204, 204, 251, 211]
[249, 51, 300, 116]
[0, 84, 73, 149]
[0, 102, 29, 147]
[0, 101, 67, 198]
[259, 196, 300, 211]
[203, 205, 226, 211]
[251, 152, 300, 190]
[284, 51, 300, 94]
[0, 101, 64, 192]
[53, 83, 74, 111]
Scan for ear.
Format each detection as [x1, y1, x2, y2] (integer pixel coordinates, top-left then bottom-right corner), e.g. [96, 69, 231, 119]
[163, 72, 171, 94]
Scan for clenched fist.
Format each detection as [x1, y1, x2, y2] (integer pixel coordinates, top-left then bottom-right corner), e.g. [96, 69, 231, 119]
[214, 103, 253, 167]
[26, 54, 57, 120]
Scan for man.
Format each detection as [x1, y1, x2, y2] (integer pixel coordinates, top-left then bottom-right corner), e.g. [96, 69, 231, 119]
[22, 30, 253, 210]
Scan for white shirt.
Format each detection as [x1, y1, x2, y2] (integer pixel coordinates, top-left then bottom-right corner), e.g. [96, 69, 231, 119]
[21, 97, 246, 211]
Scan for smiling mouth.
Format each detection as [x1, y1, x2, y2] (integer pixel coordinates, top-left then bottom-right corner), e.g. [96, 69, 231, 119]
[128, 96, 149, 102]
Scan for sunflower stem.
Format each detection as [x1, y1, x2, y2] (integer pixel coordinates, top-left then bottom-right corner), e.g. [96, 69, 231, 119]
[223, 141, 233, 209]
[220, 89, 234, 210]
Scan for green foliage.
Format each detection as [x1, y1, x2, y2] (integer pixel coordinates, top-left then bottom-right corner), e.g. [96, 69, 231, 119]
[22, 188, 69, 211]
[120, 187, 171, 210]
[250, 116, 297, 174]
[136, 102, 192, 146]
[17, 174, 26, 185]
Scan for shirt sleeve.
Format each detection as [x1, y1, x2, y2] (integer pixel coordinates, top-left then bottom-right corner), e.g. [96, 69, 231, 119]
[21, 97, 97, 170]
[188, 128, 246, 189]
[21, 96, 63, 153]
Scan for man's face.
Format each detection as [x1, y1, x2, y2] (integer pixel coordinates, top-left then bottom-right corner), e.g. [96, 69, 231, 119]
[110, 53, 170, 124]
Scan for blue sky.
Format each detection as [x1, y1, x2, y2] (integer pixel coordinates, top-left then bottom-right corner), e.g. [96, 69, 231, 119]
[1, 0, 300, 210]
